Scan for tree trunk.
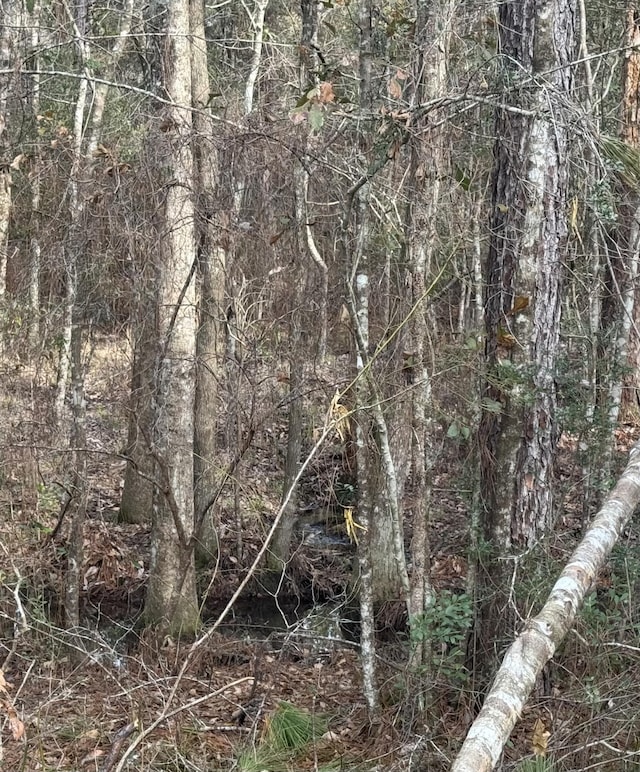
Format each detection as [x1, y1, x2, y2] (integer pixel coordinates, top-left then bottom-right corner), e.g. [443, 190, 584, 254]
[405, 0, 455, 679]
[452, 439, 640, 772]
[143, 0, 200, 635]
[476, 0, 575, 669]
[0, 0, 19, 342]
[597, 8, 640, 467]
[119, 289, 156, 524]
[191, 0, 226, 564]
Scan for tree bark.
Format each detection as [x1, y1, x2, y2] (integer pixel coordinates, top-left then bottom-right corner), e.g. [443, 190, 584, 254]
[452, 439, 640, 772]
[191, 0, 226, 564]
[476, 0, 575, 667]
[143, 0, 200, 635]
[405, 0, 455, 697]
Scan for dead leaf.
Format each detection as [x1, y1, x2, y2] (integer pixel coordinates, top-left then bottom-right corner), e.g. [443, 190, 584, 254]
[531, 717, 550, 756]
[317, 81, 335, 104]
[508, 295, 530, 316]
[497, 326, 517, 348]
[388, 78, 402, 100]
[10, 153, 26, 170]
[2, 700, 25, 741]
[0, 668, 12, 694]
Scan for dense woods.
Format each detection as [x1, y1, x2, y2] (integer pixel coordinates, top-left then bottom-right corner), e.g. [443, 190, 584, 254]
[4, 0, 640, 770]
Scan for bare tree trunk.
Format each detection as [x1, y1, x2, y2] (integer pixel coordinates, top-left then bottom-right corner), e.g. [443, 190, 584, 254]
[346, 0, 378, 713]
[143, 0, 200, 635]
[27, 0, 42, 351]
[452, 440, 640, 772]
[64, 305, 87, 632]
[596, 8, 640, 478]
[475, 0, 575, 670]
[191, 0, 227, 564]
[243, 0, 269, 115]
[119, 287, 156, 524]
[0, 0, 19, 344]
[404, 0, 455, 711]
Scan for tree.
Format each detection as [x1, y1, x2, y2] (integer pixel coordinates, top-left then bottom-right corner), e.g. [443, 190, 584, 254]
[404, 0, 456, 716]
[452, 439, 640, 772]
[143, 0, 199, 634]
[475, 0, 576, 667]
[191, 0, 226, 564]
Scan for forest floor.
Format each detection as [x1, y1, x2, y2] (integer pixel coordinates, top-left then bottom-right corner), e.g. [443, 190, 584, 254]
[2, 336, 640, 772]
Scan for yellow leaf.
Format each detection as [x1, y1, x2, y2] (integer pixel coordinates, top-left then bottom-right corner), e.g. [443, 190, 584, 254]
[531, 717, 550, 757]
[330, 390, 350, 443]
[343, 507, 366, 545]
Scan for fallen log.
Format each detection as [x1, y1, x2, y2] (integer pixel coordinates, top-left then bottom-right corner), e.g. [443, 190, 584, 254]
[451, 440, 640, 772]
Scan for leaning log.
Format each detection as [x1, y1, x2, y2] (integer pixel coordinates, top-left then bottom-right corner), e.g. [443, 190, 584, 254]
[451, 440, 640, 772]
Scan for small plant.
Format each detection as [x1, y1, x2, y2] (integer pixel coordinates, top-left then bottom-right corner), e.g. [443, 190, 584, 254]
[516, 758, 555, 772]
[411, 590, 473, 683]
[236, 702, 327, 772]
[264, 701, 325, 752]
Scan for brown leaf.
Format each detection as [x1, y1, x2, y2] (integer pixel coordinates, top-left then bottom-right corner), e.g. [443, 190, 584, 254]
[508, 295, 530, 315]
[496, 326, 517, 348]
[531, 717, 550, 756]
[388, 77, 402, 100]
[2, 700, 24, 741]
[317, 81, 335, 104]
[0, 668, 12, 694]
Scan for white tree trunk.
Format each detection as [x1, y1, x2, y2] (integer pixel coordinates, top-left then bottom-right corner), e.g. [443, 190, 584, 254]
[451, 439, 640, 772]
[243, 0, 269, 115]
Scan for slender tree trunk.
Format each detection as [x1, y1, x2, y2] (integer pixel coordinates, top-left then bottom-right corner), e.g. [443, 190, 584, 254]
[27, 0, 42, 351]
[404, 0, 455, 716]
[64, 304, 87, 633]
[347, 0, 378, 713]
[143, 0, 200, 634]
[243, 0, 269, 115]
[191, 0, 226, 563]
[0, 0, 19, 343]
[119, 287, 156, 524]
[596, 7, 640, 476]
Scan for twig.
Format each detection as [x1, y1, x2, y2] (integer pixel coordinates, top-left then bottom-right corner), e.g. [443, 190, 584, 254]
[112, 677, 254, 772]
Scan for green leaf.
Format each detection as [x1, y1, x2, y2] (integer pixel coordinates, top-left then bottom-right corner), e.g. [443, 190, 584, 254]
[447, 421, 459, 438]
[481, 397, 503, 414]
[309, 104, 324, 132]
[463, 336, 479, 350]
[455, 165, 472, 191]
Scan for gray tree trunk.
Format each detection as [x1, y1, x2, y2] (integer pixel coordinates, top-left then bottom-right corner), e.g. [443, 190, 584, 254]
[404, 0, 455, 715]
[143, 0, 199, 635]
[191, 0, 226, 564]
[476, 0, 575, 668]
